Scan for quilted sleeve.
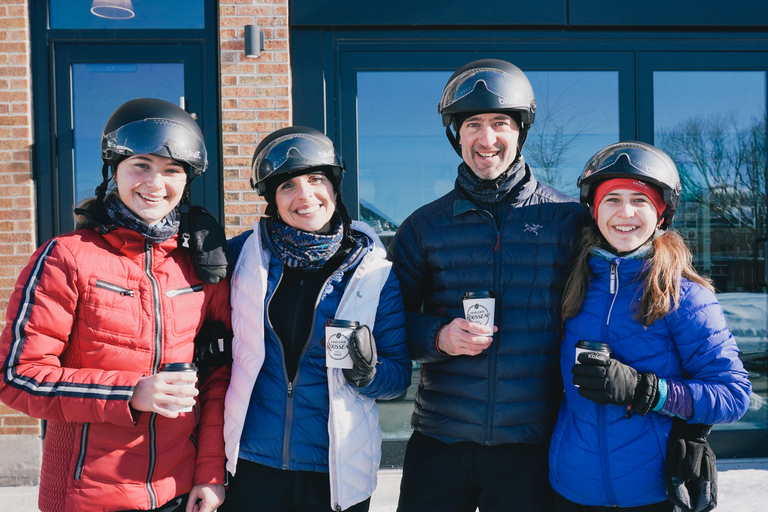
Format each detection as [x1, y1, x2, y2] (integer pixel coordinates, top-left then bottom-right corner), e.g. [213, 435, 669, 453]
[193, 277, 232, 485]
[0, 239, 142, 427]
[356, 270, 411, 400]
[388, 216, 451, 363]
[669, 283, 752, 425]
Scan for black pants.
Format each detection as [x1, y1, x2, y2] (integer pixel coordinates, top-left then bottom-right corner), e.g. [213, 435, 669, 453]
[553, 492, 674, 512]
[397, 430, 552, 512]
[221, 459, 371, 512]
[119, 494, 189, 512]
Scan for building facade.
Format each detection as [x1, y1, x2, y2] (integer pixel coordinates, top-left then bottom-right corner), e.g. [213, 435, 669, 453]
[1, 0, 767, 483]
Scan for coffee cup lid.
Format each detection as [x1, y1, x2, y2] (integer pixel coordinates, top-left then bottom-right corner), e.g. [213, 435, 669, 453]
[159, 362, 197, 372]
[575, 340, 610, 352]
[462, 291, 494, 300]
[326, 319, 360, 328]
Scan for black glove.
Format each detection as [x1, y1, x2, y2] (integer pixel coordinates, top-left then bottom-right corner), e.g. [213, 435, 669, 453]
[572, 351, 659, 416]
[179, 205, 233, 284]
[666, 419, 717, 512]
[342, 325, 378, 388]
[193, 321, 233, 376]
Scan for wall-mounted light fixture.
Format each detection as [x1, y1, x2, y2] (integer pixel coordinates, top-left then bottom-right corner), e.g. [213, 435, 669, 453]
[244, 25, 266, 58]
[91, 0, 135, 20]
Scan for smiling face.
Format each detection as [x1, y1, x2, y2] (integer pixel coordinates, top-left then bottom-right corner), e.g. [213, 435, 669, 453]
[275, 172, 337, 234]
[114, 154, 187, 224]
[458, 113, 520, 180]
[596, 189, 659, 253]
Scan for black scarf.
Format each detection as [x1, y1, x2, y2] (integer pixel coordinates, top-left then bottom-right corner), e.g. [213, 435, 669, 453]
[456, 155, 528, 204]
[104, 194, 180, 244]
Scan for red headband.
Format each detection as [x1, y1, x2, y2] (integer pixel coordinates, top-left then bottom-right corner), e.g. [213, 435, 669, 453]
[593, 178, 667, 224]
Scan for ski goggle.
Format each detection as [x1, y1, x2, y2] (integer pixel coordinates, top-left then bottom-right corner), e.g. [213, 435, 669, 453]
[439, 67, 530, 112]
[102, 118, 208, 175]
[252, 132, 343, 185]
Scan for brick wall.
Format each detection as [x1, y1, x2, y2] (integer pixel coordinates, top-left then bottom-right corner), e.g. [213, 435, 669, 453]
[220, 0, 291, 237]
[0, 0, 38, 437]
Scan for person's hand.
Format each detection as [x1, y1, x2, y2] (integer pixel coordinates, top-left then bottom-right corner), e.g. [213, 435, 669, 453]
[571, 351, 659, 415]
[436, 318, 495, 356]
[343, 325, 378, 387]
[666, 419, 717, 512]
[130, 372, 198, 419]
[186, 484, 225, 512]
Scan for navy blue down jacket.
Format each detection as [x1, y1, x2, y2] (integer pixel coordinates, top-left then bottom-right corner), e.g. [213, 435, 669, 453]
[549, 252, 751, 507]
[389, 166, 589, 446]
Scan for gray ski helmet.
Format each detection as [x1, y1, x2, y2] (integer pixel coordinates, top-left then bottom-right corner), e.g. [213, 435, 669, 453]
[438, 59, 536, 155]
[101, 98, 208, 177]
[250, 126, 344, 196]
[578, 141, 682, 230]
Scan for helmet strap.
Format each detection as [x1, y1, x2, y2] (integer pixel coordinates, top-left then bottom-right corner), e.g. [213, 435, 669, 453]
[445, 126, 463, 156]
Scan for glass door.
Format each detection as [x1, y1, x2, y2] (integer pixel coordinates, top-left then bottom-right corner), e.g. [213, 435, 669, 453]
[51, 44, 206, 235]
[640, 52, 768, 457]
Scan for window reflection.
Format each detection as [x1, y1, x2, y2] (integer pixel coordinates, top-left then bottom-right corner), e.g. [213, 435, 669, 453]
[654, 71, 768, 431]
[50, 0, 204, 29]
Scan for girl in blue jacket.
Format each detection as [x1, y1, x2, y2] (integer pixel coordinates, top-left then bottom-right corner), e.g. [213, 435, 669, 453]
[548, 142, 751, 512]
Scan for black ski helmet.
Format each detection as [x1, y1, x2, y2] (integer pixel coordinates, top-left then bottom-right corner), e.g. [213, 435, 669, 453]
[250, 126, 351, 230]
[100, 97, 208, 180]
[577, 141, 682, 230]
[438, 59, 537, 156]
[250, 126, 345, 196]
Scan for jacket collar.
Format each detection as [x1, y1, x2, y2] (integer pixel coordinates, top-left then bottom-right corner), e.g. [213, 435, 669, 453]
[452, 163, 538, 217]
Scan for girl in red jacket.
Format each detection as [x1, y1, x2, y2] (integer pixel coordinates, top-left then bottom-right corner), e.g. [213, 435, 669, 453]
[0, 98, 230, 512]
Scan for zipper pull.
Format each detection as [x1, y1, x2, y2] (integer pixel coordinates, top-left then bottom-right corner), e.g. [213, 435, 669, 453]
[610, 263, 617, 294]
[287, 382, 294, 398]
[181, 232, 190, 248]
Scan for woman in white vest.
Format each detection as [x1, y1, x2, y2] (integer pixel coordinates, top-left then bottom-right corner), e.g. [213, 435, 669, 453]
[221, 126, 411, 512]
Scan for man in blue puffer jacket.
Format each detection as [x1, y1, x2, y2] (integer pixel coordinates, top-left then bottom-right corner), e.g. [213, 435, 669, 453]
[390, 59, 589, 512]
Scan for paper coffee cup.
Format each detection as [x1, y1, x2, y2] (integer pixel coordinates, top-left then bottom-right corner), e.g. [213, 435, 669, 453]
[159, 362, 197, 412]
[325, 319, 359, 369]
[462, 291, 495, 335]
[574, 340, 611, 365]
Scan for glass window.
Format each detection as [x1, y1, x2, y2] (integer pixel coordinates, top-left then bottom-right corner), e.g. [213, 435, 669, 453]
[357, 70, 620, 244]
[654, 71, 768, 432]
[525, 71, 620, 198]
[72, 63, 185, 202]
[50, 0, 204, 29]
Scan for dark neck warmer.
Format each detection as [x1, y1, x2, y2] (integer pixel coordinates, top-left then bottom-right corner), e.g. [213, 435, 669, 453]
[266, 213, 344, 271]
[104, 194, 180, 244]
[456, 155, 528, 205]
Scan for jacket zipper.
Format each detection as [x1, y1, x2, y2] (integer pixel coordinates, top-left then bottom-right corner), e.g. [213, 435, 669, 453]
[605, 261, 620, 327]
[94, 279, 135, 296]
[269, 263, 344, 469]
[166, 283, 204, 297]
[483, 206, 500, 445]
[73, 422, 90, 480]
[600, 259, 620, 505]
[144, 241, 162, 509]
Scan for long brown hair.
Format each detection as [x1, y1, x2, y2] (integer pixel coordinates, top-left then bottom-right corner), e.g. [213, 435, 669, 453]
[561, 225, 714, 326]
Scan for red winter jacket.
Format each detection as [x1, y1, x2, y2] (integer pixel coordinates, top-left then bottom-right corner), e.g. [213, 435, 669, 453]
[0, 225, 231, 512]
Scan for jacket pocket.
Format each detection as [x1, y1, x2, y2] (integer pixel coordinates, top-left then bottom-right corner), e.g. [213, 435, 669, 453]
[168, 283, 206, 339]
[82, 277, 142, 343]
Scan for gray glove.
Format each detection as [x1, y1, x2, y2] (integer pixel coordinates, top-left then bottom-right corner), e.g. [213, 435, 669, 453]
[343, 325, 377, 387]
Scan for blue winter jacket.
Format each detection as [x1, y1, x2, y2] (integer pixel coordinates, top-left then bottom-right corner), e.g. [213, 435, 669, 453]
[389, 167, 589, 446]
[549, 252, 751, 507]
[227, 225, 411, 472]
